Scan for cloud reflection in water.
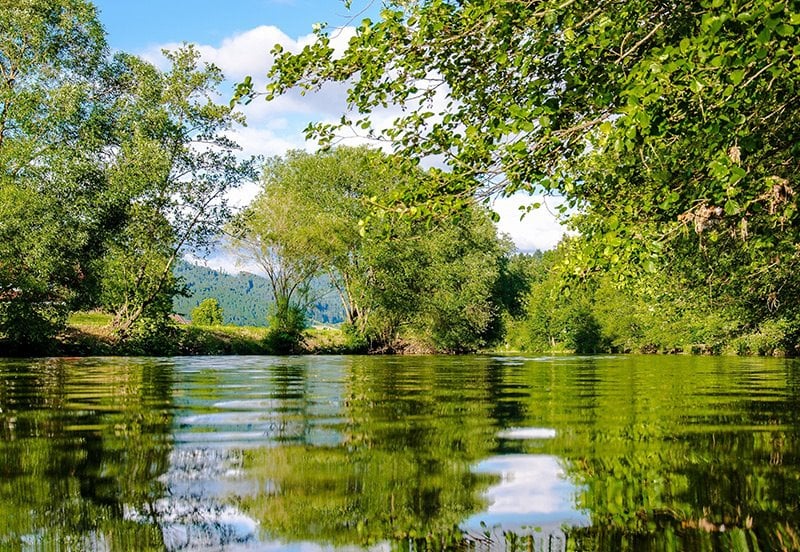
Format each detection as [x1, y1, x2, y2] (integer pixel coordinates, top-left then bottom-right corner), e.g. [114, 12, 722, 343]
[465, 427, 589, 533]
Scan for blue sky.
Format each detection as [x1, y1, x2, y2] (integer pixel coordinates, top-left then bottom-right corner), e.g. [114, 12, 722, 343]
[93, 0, 374, 52]
[91, 0, 565, 258]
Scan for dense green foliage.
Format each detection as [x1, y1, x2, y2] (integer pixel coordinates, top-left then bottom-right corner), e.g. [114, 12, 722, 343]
[233, 147, 518, 353]
[190, 297, 224, 325]
[248, 0, 800, 353]
[0, 1, 255, 353]
[504, 239, 794, 355]
[0, 0, 109, 352]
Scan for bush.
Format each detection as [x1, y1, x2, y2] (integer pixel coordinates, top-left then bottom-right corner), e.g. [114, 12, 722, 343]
[731, 319, 792, 356]
[264, 301, 307, 354]
[121, 315, 180, 355]
[340, 322, 369, 353]
[0, 299, 67, 355]
[191, 297, 224, 325]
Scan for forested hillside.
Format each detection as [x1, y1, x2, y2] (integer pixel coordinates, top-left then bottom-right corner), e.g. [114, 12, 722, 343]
[173, 261, 345, 327]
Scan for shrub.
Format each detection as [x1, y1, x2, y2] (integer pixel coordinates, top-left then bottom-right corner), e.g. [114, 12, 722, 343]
[0, 299, 67, 355]
[191, 298, 224, 325]
[264, 302, 307, 354]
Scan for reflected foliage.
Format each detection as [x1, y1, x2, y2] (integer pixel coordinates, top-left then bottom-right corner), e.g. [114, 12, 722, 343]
[238, 357, 503, 546]
[2, 356, 800, 551]
[504, 356, 800, 551]
[0, 358, 174, 550]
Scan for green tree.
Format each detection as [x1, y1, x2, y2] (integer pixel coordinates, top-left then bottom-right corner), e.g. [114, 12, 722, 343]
[234, 147, 517, 352]
[504, 237, 742, 354]
[0, 0, 110, 351]
[232, 147, 413, 342]
[100, 47, 258, 339]
[248, 0, 800, 349]
[228, 155, 325, 351]
[408, 208, 513, 352]
[191, 297, 224, 325]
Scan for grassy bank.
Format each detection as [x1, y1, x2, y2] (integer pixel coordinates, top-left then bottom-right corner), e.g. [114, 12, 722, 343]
[51, 312, 352, 356]
[20, 312, 792, 358]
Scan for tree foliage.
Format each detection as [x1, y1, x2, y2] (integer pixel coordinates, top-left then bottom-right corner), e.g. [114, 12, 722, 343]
[0, 2, 257, 351]
[0, 0, 109, 350]
[100, 47, 258, 338]
[248, 0, 800, 347]
[191, 297, 224, 326]
[233, 147, 516, 353]
[505, 238, 757, 355]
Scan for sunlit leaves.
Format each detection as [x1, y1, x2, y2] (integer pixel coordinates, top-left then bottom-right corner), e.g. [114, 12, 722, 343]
[253, 0, 800, 337]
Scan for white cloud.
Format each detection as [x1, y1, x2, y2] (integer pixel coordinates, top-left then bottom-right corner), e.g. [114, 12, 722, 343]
[186, 246, 263, 276]
[475, 454, 575, 515]
[493, 193, 570, 252]
[464, 453, 590, 532]
[139, 25, 287, 79]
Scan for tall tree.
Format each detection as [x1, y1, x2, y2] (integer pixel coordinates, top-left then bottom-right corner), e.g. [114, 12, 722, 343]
[228, 152, 337, 349]
[231, 147, 405, 336]
[0, 0, 109, 349]
[100, 47, 258, 338]
[233, 147, 515, 352]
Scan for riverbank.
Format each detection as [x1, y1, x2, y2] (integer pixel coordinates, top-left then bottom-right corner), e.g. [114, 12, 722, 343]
[47, 312, 354, 357]
[3, 311, 792, 358]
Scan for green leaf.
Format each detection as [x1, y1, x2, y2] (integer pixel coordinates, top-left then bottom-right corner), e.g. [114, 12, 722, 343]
[724, 199, 740, 215]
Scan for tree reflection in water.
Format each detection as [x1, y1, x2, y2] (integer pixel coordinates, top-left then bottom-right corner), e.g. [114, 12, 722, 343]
[2, 355, 800, 551]
[0, 358, 174, 550]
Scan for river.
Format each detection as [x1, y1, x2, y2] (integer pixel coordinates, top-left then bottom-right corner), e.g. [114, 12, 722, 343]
[1, 354, 798, 551]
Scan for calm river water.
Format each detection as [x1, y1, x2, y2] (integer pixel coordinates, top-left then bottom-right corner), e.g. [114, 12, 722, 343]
[1, 355, 799, 551]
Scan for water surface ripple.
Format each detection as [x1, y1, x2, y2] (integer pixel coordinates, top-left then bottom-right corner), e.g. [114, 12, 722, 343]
[1, 354, 799, 550]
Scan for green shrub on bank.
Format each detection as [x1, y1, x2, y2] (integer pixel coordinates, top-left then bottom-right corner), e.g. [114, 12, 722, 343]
[0, 300, 67, 355]
[731, 320, 793, 357]
[191, 298, 224, 326]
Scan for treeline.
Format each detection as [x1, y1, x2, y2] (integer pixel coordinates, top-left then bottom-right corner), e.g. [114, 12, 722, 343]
[0, 1, 520, 356]
[5, 1, 798, 357]
[254, 0, 800, 356]
[0, 1, 256, 354]
[504, 240, 798, 356]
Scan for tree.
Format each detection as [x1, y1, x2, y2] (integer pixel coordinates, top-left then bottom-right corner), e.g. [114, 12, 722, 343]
[1, 3, 258, 351]
[100, 47, 258, 339]
[232, 147, 408, 337]
[246, 0, 800, 348]
[400, 208, 513, 352]
[191, 298, 224, 325]
[0, 0, 110, 350]
[233, 146, 516, 352]
[228, 156, 325, 352]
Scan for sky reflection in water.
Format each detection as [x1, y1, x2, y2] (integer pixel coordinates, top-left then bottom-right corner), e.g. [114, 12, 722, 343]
[2, 354, 800, 551]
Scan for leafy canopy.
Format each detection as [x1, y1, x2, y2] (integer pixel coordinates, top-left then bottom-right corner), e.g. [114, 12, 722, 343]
[243, 0, 800, 329]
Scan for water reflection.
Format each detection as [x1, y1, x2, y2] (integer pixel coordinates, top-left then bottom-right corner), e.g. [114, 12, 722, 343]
[1, 355, 800, 550]
[0, 357, 174, 550]
[467, 454, 589, 528]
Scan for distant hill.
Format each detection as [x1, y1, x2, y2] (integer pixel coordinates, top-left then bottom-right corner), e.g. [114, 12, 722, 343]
[173, 260, 345, 327]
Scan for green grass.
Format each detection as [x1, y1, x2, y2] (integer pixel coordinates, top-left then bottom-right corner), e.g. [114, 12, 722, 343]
[67, 311, 113, 327]
[59, 312, 353, 356]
